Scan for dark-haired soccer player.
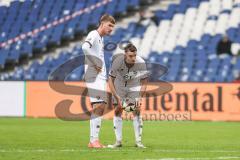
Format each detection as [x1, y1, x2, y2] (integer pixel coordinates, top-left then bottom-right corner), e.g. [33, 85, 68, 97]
[108, 43, 149, 148]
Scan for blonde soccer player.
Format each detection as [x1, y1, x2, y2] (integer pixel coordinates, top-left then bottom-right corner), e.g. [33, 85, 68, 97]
[82, 14, 115, 148]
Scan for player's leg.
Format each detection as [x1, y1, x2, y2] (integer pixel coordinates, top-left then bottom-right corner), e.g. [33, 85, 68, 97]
[108, 99, 123, 148]
[86, 78, 107, 148]
[89, 102, 106, 147]
[133, 108, 145, 148]
[130, 90, 146, 148]
[108, 85, 125, 148]
[114, 103, 123, 146]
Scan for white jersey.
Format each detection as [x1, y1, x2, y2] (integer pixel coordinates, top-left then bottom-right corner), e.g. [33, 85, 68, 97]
[109, 54, 149, 92]
[83, 30, 106, 80]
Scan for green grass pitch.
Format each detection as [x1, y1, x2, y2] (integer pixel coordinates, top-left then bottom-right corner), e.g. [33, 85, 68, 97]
[0, 118, 240, 160]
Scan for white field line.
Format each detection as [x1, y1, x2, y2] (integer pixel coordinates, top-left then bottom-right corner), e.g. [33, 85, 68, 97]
[0, 149, 239, 153]
[144, 157, 240, 160]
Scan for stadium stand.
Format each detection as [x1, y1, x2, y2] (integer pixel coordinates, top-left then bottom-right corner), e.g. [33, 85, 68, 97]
[0, 0, 141, 67]
[0, 0, 240, 82]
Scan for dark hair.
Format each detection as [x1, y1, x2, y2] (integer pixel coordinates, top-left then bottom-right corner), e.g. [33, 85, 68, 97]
[124, 43, 137, 52]
[100, 14, 116, 24]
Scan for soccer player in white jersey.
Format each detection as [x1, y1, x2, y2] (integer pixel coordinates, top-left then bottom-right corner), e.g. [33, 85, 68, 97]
[82, 14, 115, 148]
[108, 43, 148, 148]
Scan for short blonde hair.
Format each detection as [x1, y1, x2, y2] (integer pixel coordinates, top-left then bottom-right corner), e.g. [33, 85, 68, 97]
[100, 14, 116, 24]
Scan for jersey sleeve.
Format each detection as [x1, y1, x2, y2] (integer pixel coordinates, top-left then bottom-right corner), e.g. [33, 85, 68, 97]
[82, 31, 102, 68]
[109, 55, 122, 78]
[84, 31, 96, 48]
[138, 60, 149, 80]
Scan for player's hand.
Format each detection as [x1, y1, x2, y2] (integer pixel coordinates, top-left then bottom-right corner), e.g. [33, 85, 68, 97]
[116, 96, 123, 108]
[136, 98, 142, 108]
[115, 105, 123, 113]
[95, 66, 102, 73]
[115, 96, 123, 112]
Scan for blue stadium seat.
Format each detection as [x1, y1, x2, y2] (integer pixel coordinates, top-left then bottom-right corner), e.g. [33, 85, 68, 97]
[1, 0, 240, 82]
[0, 49, 8, 68]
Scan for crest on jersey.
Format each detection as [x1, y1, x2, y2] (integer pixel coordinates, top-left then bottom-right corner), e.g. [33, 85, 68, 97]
[123, 71, 138, 80]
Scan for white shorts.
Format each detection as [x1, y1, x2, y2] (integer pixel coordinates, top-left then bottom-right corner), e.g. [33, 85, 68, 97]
[85, 77, 107, 104]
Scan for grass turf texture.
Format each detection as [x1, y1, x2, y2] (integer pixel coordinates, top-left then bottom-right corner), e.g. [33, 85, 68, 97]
[0, 118, 240, 160]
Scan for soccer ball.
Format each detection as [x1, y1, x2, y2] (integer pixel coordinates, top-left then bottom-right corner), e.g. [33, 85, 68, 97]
[121, 98, 137, 112]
